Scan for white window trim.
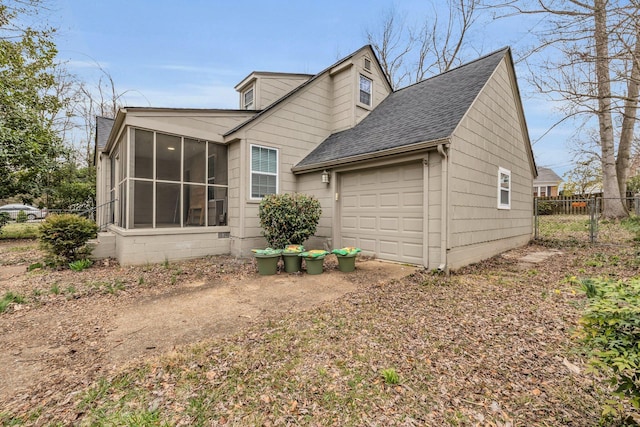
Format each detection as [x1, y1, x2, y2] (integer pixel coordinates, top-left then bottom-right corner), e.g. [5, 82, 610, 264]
[242, 86, 254, 110]
[498, 167, 511, 210]
[250, 144, 279, 200]
[359, 74, 372, 107]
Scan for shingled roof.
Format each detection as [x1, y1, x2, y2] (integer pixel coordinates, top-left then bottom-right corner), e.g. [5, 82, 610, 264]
[96, 116, 115, 152]
[293, 47, 510, 172]
[534, 166, 562, 184]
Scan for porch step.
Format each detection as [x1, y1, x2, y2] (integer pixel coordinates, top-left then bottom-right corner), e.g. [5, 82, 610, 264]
[89, 231, 116, 259]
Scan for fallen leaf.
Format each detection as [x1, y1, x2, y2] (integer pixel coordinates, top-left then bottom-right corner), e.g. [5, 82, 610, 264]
[562, 358, 581, 375]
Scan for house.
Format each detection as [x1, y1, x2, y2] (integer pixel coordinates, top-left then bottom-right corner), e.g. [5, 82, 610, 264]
[94, 45, 536, 271]
[533, 167, 562, 197]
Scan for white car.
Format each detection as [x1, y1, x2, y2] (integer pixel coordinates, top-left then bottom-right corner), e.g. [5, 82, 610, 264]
[0, 204, 48, 220]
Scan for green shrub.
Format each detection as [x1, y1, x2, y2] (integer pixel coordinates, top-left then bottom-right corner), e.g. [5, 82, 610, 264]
[536, 200, 554, 215]
[0, 212, 10, 231]
[39, 214, 98, 266]
[579, 277, 640, 421]
[258, 193, 322, 249]
[16, 210, 27, 223]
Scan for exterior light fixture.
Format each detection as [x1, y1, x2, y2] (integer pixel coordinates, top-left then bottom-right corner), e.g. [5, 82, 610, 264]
[167, 146, 176, 151]
[321, 170, 330, 184]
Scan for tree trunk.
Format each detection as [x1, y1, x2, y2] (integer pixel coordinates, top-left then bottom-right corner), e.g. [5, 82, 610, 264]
[594, 0, 628, 218]
[616, 23, 640, 199]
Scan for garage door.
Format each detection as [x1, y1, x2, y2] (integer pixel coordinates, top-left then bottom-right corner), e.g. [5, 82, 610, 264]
[340, 162, 423, 264]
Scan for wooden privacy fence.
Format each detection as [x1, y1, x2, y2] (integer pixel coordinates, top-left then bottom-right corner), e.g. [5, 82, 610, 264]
[535, 193, 638, 215]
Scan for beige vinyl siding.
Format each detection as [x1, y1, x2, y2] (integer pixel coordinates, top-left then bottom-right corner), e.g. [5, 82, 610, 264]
[295, 171, 333, 250]
[259, 75, 311, 108]
[227, 140, 241, 237]
[233, 75, 334, 255]
[331, 67, 353, 132]
[332, 51, 392, 132]
[227, 47, 393, 256]
[355, 52, 389, 124]
[448, 57, 533, 267]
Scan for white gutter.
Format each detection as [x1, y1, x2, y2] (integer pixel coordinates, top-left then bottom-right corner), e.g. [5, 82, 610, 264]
[437, 143, 450, 273]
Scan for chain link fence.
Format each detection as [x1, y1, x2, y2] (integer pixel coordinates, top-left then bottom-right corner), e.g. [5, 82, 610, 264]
[534, 196, 640, 244]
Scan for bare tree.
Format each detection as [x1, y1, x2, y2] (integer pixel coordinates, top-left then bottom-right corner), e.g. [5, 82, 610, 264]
[563, 132, 603, 195]
[366, 0, 483, 89]
[69, 62, 146, 169]
[365, 8, 414, 89]
[497, 0, 640, 218]
[563, 157, 602, 195]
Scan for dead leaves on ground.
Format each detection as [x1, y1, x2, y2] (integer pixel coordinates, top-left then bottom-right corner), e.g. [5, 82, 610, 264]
[3, 241, 639, 425]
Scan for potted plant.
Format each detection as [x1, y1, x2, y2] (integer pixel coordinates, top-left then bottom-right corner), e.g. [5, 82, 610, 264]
[299, 250, 329, 275]
[251, 248, 282, 276]
[332, 247, 361, 272]
[282, 244, 304, 273]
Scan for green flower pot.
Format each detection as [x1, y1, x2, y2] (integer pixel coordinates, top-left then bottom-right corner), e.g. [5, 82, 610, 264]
[282, 252, 302, 273]
[304, 256, 325, 275]
[336, 253, 357, 272]
[254, 254, 280, 275]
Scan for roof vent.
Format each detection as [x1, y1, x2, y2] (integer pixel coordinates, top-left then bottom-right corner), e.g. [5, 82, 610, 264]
[364, 58, 371, 71]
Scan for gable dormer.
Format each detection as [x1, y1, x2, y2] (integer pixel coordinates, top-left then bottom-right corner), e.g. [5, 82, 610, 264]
[234, 72, 313, 110]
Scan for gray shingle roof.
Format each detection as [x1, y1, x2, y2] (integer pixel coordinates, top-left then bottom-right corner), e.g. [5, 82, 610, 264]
[534, 167, 562, 184]
[294, 48, 510, 171]
[96, 116, 115, 152]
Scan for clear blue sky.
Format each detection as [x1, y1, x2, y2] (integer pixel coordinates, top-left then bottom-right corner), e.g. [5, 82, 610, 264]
[51, 0, 574, 176]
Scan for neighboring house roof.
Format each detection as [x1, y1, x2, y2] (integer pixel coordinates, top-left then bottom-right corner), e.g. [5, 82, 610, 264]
[533, 167, 562, 185]
[96, 116, 115, 152]
[224, 45, 393, 138]
[293, 47, 512, 172]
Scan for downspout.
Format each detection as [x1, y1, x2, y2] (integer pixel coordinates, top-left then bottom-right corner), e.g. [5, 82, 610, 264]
[437, 143, 449, 273]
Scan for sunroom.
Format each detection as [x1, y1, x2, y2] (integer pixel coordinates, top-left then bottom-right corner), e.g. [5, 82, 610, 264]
[109, 127, 229, 230]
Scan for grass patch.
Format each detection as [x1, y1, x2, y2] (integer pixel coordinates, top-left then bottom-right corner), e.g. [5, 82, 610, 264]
[381, 368, 400, 384]
[8, 244, 37, 252]
[69, 259, 92, 272]
[537, 215, 638, 245]
[0, 223, 40, 239]
[621, 216, 640, 240]
[0, 291, 26, 313]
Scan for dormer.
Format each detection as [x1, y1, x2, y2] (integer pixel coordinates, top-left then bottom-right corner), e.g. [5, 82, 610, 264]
[234, 72, 313, 110]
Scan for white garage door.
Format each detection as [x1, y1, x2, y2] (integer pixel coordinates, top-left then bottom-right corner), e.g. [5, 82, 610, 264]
[340, 162, 423, 264]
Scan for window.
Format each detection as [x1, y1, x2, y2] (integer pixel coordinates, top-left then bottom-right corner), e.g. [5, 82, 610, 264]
[122, 128, 228, 229]
[243, 87, 254, 109]
[498, 167, 511, 209]
[251, 145, 278, 199]
[359, 75, 372, 106]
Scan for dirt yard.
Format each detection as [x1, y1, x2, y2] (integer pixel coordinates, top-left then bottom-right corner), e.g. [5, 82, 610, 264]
[0, 240, 411, 413]
[2, 229, 639, 425]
